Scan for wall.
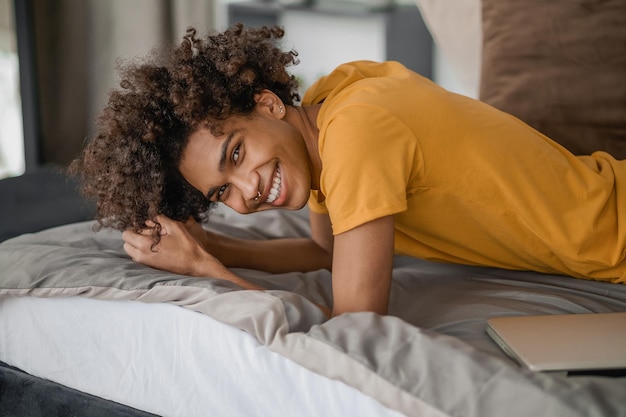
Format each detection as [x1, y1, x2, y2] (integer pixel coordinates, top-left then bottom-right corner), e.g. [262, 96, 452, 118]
[9, 0, 216, 170]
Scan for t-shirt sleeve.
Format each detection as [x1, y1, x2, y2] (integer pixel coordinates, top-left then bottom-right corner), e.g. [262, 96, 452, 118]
[307, 190, 328, 214]
[319, 104, 419, 235]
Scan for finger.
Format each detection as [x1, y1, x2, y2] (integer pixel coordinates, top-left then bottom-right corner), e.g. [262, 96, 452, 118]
[143, 220, 169, 237]
[121, 229, 135, 242]
[155, 215, 176, 234]
[123, 234, 161, 260]
[138, 228, 156, 236]
[155, 214, 169, 222]
[156, 214, 189, 235]
[123, 242, 137, 260]
[122, 229, 154, 248]
[155, 214, 174, 227]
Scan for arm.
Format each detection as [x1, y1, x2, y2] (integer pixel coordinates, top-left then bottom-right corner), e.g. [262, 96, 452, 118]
[124, 214, 333, 316]
[212, 210, 334, 273]
[124, 212, 333, 280]
[210, 211, 396, 316]
[206, 227, 332, 274]
[330, 216, 395, 316]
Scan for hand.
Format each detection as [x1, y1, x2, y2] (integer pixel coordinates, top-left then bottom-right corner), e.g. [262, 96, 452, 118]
[122, 215, 263, 290]
[122, 215, 213, 276]
[181, 217, 232, 266]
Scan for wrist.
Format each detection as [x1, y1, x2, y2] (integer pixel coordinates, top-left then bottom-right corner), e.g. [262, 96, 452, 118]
[188, 249, 221, 278]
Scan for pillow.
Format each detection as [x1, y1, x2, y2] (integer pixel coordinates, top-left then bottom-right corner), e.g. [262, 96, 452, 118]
[414, 0, 483, 98]
[479, 0, 626, 158]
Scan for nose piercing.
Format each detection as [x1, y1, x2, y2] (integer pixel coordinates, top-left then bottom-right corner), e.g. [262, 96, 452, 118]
[253, 191, 261, 201]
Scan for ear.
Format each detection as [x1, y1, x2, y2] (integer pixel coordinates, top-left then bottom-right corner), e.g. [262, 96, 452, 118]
[254, 89, 286, 119]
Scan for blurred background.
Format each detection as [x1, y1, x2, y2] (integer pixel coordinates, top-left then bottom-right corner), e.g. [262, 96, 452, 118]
[0, 0, 470, 240]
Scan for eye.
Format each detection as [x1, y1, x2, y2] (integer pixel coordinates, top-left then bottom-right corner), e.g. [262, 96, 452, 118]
[217, 184, 229, 200]
[232, 144, 241, 163]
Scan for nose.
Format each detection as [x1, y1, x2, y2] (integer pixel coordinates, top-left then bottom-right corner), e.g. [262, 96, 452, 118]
[231, 170, 261, 209]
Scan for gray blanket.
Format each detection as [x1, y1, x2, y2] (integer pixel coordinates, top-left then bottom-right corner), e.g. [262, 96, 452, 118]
[1, 208, 625, 417]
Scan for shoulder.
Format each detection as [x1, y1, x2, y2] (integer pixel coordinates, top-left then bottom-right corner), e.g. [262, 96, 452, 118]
[304, 60, 432, 106]
[318, 103, 418, 164]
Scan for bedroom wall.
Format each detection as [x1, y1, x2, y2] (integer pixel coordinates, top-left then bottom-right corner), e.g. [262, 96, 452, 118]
[29, 0, 216, 169]
[0, 0, 215, 241]
[8, 0, 447, 172]
[0, 0, 453, 241]
[0, 0, 218, 176]
[226, 1, 432, 95]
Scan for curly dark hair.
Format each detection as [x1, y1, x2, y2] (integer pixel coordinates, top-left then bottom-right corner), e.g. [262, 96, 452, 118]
[69, 24, 300, 239]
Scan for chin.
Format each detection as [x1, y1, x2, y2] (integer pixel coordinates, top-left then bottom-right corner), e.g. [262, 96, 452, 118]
[270, 200, 307, 212]
[288, 191, 311, 211]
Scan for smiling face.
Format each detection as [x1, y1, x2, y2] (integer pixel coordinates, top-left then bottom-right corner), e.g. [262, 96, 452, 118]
[179, 95, 314, 214]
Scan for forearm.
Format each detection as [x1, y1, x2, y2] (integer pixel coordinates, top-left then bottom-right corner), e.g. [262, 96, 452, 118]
[207, 233, 332, 274]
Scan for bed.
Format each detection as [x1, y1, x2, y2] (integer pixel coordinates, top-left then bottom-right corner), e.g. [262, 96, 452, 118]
[2, 1, 626, 416]
[1, 204, 626, 417]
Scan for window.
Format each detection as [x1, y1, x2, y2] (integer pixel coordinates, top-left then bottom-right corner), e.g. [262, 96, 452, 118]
[0, 0, 24, 178]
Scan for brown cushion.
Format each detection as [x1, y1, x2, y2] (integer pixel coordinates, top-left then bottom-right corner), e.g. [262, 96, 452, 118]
[479, 0, 626, 158]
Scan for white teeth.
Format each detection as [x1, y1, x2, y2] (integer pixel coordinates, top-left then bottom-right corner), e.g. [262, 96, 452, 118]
[265, 168, 282, 204]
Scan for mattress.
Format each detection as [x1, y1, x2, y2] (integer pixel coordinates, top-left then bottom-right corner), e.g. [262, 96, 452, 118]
[0, 296, 404, 417]
[1, 206, 626, 416]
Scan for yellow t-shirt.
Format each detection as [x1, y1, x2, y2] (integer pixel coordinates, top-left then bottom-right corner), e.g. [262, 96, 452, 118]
[303, 60, 626, 283]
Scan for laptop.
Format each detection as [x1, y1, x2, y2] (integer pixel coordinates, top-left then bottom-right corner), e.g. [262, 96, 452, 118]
[486, 312, 626, 373]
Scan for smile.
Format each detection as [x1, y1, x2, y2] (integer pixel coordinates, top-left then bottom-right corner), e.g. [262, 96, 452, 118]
[265, 167, 282, 204]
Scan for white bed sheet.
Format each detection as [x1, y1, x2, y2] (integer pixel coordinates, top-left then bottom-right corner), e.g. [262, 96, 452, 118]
[0, 296, 405, 417]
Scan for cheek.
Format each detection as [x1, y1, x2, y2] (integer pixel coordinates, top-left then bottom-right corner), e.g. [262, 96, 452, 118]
[223, 197, 250, 215]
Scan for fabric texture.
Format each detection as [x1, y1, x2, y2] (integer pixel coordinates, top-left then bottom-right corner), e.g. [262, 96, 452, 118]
[479, 0, 626, 158]
[1, 214, 626, 417]
[304, 60, 626, 283]
[0, 361, 158, 417]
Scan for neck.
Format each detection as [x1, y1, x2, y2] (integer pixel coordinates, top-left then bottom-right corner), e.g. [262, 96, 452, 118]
[286, 104, 323, 190]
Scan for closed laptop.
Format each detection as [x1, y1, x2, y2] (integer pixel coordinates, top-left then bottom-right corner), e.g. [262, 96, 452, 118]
[486, 312, 626, 372]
